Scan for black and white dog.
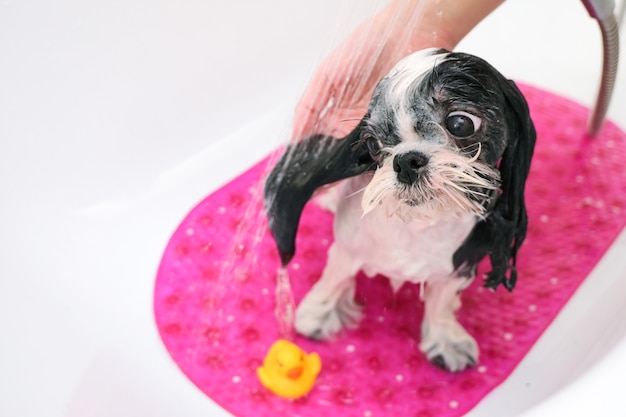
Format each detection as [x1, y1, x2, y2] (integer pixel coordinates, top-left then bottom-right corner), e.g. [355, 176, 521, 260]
[264, 48, 536, 372]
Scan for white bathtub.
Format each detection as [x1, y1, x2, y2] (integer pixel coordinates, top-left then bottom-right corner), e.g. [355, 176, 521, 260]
[1, 1, 625, 416]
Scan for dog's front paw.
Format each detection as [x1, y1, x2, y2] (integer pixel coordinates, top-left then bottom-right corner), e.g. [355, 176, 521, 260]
[295, 288, 362, 340]
[419, 320, 478, 372]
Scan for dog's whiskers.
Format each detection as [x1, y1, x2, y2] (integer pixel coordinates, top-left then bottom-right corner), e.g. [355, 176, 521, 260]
[344, 184, 369, 199]
[359, 144, 500, 221]
[462, 142, 482, 162]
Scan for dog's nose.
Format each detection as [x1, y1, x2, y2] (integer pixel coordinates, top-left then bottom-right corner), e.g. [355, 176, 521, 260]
[393, 151, 429, 184]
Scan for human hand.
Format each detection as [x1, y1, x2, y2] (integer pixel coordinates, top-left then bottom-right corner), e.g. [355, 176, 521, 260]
[291, 0, 503, 141]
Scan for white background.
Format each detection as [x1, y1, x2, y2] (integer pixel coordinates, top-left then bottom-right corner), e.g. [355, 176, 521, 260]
[0, 1, 625, 416]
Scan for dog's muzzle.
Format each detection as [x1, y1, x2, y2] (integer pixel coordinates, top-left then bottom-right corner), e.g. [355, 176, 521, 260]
[393, 151, 429, 184]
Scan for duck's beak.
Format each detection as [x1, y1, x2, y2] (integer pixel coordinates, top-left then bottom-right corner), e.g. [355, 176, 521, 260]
[286, 366, 303, 380]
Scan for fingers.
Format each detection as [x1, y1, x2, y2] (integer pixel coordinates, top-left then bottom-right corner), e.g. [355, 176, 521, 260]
[292, 67, 369, 141]
[291, 17, 393, 141]
[292, 0, 473, 142]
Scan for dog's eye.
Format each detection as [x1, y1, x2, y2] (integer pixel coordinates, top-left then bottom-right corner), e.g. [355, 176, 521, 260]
[445, 111, 482, 138]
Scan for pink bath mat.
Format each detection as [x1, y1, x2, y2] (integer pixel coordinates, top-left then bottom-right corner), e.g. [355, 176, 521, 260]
[154, 84, 626, 417]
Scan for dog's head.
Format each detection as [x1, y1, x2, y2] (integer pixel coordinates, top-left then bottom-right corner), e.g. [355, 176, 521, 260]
[360, 49, 509, 220]
[265, 48, 535, 290]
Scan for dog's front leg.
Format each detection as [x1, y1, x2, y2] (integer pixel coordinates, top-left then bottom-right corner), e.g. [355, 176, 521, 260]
[295, 242, 362, 340]
[420, 275, 478, 372]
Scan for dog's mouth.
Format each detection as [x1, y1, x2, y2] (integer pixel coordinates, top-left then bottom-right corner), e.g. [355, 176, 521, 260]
[396, 180, 496, 206]
[362, 165, 499, 220]
[361, 145, 501, 219]
[395, 187, 432, 207]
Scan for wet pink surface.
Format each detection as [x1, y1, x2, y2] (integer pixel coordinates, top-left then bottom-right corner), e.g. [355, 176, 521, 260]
[154, 84, 626, 417]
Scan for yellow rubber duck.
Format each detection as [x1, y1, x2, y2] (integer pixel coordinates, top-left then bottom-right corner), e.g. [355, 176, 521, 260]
[257, 339, 322, 399]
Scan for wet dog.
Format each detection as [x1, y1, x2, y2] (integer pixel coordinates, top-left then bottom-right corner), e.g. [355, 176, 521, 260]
[264, 48, 536, 371]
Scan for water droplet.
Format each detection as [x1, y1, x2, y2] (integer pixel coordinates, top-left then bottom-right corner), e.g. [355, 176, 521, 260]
[275, 267, 296, 340]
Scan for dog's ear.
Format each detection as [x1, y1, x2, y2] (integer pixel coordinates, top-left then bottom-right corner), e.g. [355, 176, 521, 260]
[454, 80, 536, 291]
[264, 121, 376, 265]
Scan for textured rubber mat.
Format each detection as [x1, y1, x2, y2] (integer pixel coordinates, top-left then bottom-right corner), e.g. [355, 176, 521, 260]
[154, 84, 626, 417]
